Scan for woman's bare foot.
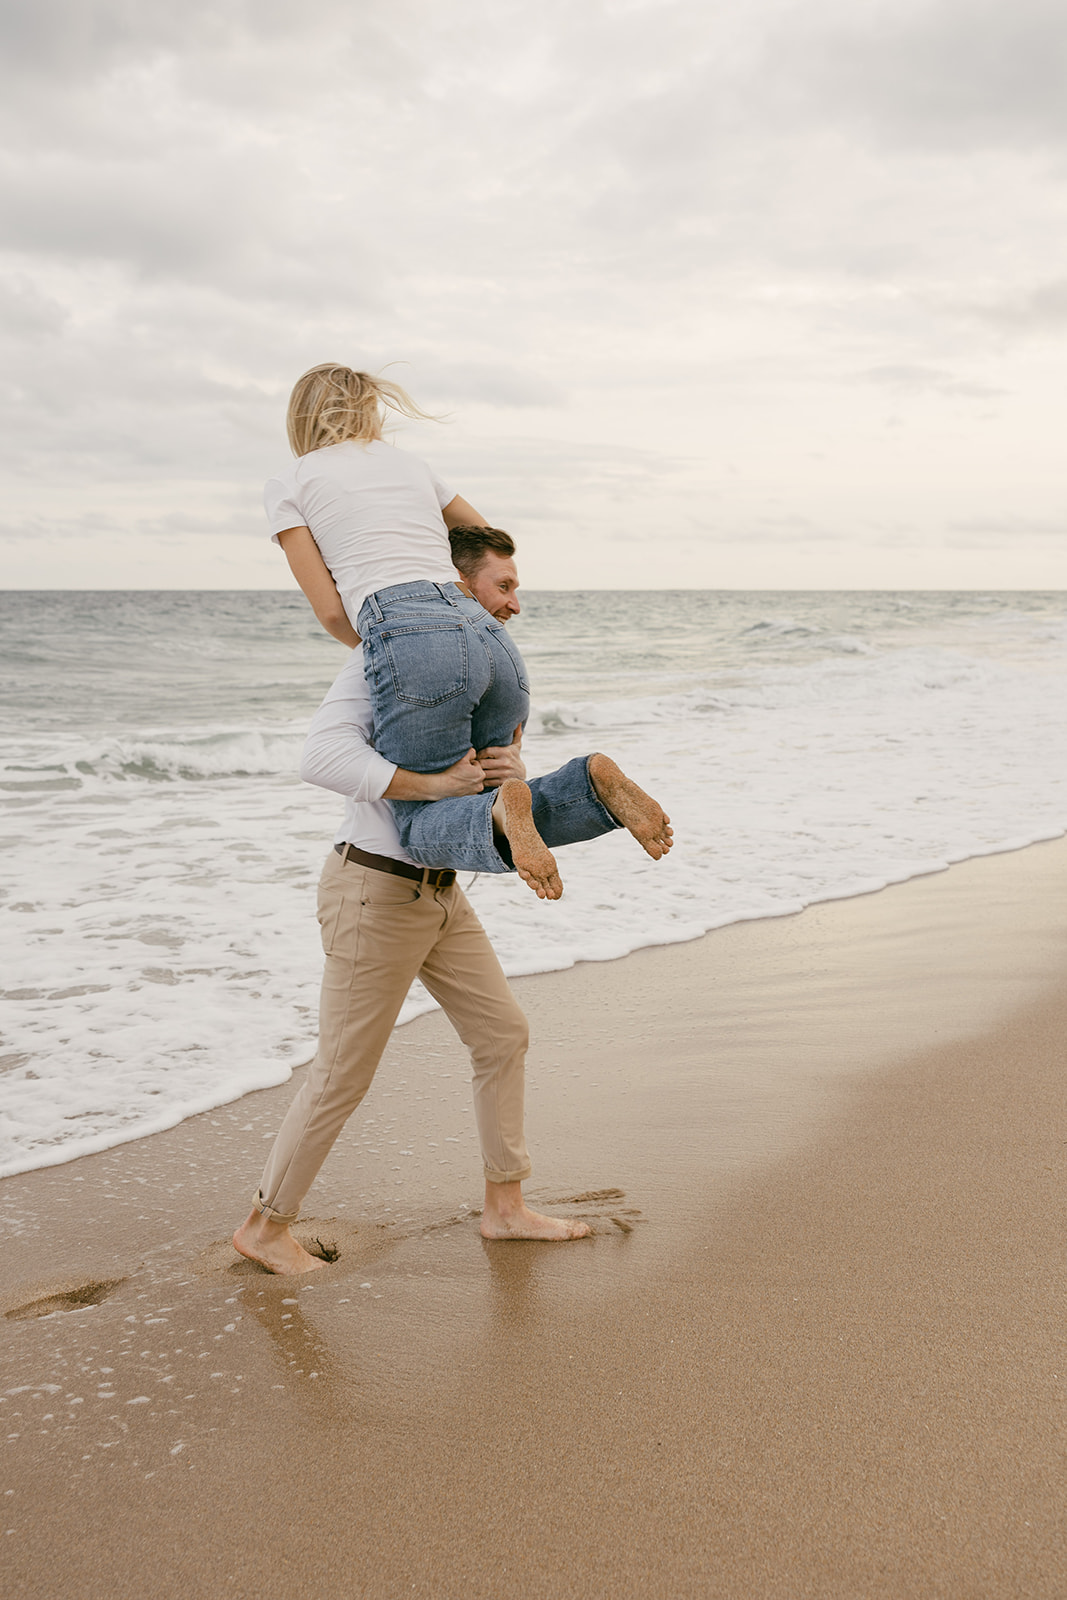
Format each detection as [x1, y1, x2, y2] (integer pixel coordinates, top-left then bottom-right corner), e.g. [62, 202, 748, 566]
[588, 753, 673, 859]
[232, 1209, 325, 1275]
[492, 778, 563, 899]
[480, 1180, 591, 1240]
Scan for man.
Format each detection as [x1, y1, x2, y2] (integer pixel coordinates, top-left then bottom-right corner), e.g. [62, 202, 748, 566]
[233, 527, 630, 1273]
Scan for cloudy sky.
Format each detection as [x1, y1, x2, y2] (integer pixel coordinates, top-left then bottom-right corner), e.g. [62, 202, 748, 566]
[3, 0, 1066, 591]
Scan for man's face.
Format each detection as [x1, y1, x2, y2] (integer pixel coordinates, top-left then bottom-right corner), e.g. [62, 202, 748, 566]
[468, 552, 521, 622]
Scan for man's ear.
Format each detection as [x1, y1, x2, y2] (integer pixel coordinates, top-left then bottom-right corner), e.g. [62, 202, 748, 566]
[512, 725, 523, 747]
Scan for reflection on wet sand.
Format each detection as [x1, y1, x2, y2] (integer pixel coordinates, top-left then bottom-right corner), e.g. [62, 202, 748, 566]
[8, 844, 1067, 1598]
[243, 1288, 341, 1399]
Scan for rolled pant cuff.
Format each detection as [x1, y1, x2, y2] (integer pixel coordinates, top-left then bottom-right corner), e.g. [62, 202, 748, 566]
[253, 1189, 300, 1226]
[484, 1163, 533, 1185]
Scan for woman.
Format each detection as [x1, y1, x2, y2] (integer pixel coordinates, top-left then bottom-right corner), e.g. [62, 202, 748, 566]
[266, 363, 672, 895]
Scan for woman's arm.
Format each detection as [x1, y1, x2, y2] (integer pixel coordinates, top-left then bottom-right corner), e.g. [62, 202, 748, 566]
[276, 525, 361, 649]
[441, 495, 488, 530]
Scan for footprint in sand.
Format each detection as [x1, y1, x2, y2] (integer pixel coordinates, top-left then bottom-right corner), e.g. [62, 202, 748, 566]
[198, 1194, 641, 1278]
[535, 1187, 644, 1236]
[5, 1278, 127, 1321]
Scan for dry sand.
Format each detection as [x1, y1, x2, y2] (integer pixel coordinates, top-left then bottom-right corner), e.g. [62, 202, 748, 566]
[4, 838, 1067, 1598]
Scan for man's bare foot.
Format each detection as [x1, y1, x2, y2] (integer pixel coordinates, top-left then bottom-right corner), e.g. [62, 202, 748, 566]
[480, 1180, 591, 1240]
[492, 779, 563, 899]
[232, 1209, 325, 1275]
[588, 753, 673, 859]
[481, 1205, 591, 1241]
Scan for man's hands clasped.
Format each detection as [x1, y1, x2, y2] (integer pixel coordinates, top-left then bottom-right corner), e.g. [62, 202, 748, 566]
[428, 725, 525, 800]
[476, 724, 525, 787]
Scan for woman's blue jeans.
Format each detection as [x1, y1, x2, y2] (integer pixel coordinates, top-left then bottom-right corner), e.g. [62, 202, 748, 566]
[357, 580, 620, 873]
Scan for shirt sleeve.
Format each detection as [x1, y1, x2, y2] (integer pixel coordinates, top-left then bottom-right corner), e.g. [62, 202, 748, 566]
[264, 474, 307, 545]
[427, 464, 455, 511]
[299, 654, 398, 803]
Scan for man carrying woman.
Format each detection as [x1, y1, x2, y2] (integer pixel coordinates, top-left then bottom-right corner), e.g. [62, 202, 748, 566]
[233, 364, 675, 1272]
[233, 527, 616, 1272]
[262, 363, 673, 898]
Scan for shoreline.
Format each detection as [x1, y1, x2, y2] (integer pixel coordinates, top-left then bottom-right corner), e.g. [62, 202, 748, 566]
[4, 836, 1067, 1596]
[5, 825, 1065, 1186]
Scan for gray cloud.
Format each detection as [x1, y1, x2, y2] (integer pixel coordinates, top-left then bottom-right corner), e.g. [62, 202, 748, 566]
[426, 433, 697, 509]
[0, 0, 353, 84]
[0, 0, 166, 83]
[409, 360, 567, 411]
[969, 278, 1067, 331]
[2, 0, 1066, 587]
[948, 514, 1067, 545]
[857, 364, 1007, 398]
[766, 0, 1067, 151]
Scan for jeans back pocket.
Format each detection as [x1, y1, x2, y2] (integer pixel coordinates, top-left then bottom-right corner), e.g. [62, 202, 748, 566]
[380, 622, 470, 707]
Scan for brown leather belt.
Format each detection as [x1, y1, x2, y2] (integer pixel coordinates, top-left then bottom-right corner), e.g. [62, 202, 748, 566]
[334, 842, 456, 889]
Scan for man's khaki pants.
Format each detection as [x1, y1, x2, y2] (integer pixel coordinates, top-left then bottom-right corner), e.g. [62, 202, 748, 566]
[255, 849, 532, 1224]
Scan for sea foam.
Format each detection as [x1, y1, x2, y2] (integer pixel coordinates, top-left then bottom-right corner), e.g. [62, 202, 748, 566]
[2, 590, 1065, 1176]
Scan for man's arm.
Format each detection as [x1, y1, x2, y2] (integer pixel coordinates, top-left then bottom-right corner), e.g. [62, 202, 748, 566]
[300, 653, 486, 801]
[384, 752, 487, 801]
[475, 725, 526, 787]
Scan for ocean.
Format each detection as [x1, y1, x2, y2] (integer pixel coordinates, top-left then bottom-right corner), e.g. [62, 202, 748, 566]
[2, 588, 1065, 1179]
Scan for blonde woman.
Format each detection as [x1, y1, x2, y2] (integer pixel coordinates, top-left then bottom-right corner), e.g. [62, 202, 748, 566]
[265, 364, 672, 896]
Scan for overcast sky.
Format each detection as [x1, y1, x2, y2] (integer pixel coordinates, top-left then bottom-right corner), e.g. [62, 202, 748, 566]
[3, 0, 1066, 590]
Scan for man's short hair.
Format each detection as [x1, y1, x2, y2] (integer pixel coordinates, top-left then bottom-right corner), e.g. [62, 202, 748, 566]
[448, 524, 516, 578]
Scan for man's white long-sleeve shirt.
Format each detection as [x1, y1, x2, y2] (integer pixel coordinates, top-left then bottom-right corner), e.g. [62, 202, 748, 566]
[299, 652, 416, 864]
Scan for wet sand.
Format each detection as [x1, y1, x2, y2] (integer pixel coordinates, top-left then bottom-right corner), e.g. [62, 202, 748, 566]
[4, 838, 1067, 1598]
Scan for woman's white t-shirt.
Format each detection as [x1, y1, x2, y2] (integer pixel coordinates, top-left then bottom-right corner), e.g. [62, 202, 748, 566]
[263, 439, 456, 625]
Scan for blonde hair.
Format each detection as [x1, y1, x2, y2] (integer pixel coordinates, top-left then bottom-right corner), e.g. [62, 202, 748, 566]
[286, 363, 437, 456]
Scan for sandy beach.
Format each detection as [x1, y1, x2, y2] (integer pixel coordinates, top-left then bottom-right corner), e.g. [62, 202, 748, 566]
[4, 837, 1067, 1599]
